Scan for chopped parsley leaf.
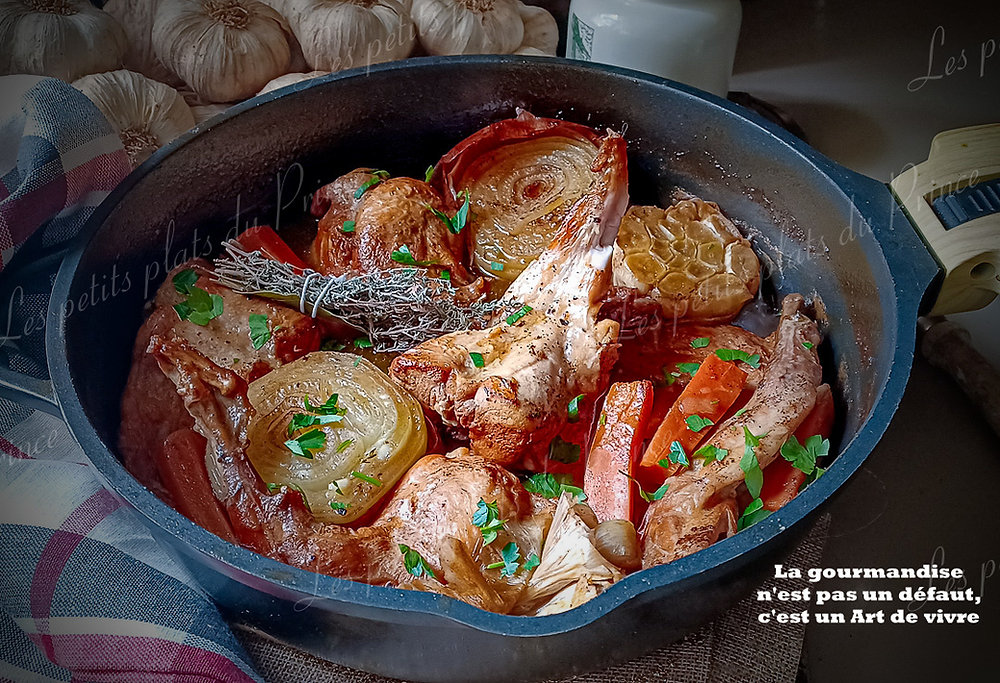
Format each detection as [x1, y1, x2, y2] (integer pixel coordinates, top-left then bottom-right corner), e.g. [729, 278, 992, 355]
[341, 220, 356, 233]
[355, 170, 390, 199]
[548, 437, 581, 464]
[780, 434, 830, 475]
[490, 261, 505, 272]
[734, 407, 748, 417]
[351, 471, 382, 487]
[390, 244, 435, 266]
[694, 443, 728, 464]
[522, 553, 541, 572]
[354, 336, 373, 350]
[799, 465, 827, 493]
[439, 270, 451, 281]
[336, 439, 353, 453]
[567, 394, 584, 423]
[287, 412, 342, 435]
[399, 543, 435, 579]
[737, 497, 772, 531]
[620, 469, 669, 502]
[598, 412, 607, 427]
[284, 429, 325, 458]
[676, 362, 701, 375]
[329, 501, 350, 515]
[469, 351, 485, 368]
[486, 541, 522, 577]
[304, 394, 346, 416]
[740, 426, 766, 499]
[173, 268, 198, 295]
[505, 304, 533, 326]
[266, 482, 281, 493]
[427, 189, 471, 235]
[522, 472, 586, 502]
[802, 341, 815, 350]
[249, 313, 270, 350]
[424, 165, 435, 183]
[685, 414, 714, 432]
[690, 337, 710, 349]
[668, 440, 689, 466]
[173, 285, 223, 326]
[472, 498, 506, 546]
[715, 348, 762, 369]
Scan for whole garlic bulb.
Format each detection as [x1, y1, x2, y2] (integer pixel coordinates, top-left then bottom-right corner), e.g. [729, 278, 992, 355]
[73, 69, 196, 168]
[153, 0, 293, 102]
[282, 0, 415, 72]
[411, 0, 523, 56]
[515, 1, 556, 55]
[103, 0, 180, 85]
[0, 0, 127, 82]
[257, 70, 328, 95]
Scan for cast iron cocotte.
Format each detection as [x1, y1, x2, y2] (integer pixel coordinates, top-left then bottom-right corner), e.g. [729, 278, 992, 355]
[34, 57, 997, 681]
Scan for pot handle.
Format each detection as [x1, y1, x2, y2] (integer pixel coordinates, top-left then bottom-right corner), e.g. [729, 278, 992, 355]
[890, 123, 1000, 316]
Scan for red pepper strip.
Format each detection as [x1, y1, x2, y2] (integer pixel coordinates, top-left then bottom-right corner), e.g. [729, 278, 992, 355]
[237, 225, 309, 270]
[584, 381, 654, 524]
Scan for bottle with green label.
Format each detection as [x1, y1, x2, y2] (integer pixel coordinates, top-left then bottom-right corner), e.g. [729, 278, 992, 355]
[566, 0, 742, 97]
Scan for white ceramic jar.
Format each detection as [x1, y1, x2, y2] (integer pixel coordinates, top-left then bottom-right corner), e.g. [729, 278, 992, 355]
[566, 0, 743, 97]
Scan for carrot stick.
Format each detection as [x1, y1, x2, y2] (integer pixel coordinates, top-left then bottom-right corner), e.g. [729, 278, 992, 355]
[157, 429, 236, 543]
[584, 381, 654, 524]
[761, 384, 834, 511]
[640, 354, 748, 474]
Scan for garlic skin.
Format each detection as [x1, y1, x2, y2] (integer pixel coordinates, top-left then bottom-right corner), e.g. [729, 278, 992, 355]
[73, 69, 196, 168]
[515, 1, 556, 55]
[411, 0, 523, 56]
[283, 0, 415, 72]
[103, 0, 181, 85]
[257, 70, 328, 95]
[0, 0, 127, 82]
[153, 0, 293, 102]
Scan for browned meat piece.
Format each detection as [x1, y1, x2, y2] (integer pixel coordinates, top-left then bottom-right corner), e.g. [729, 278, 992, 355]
[639, 294, 823, 566]
[389, 133, 629, 467]
[119, 259, 323, 501]
[147, 336, 552, 613]
[311, 170, 483, 291]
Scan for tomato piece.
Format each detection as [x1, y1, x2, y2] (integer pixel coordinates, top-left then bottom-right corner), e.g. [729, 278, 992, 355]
[584, 381, 654, 524]
[237, 225, 309, 270]
[157, 429, 236, 543]
[640, 354, 748, 475]
[761, 384, 835, 511]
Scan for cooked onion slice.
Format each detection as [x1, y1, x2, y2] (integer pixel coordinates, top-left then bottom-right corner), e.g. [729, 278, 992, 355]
[434, 110, 601, 281]
[245, 352, 427, 524]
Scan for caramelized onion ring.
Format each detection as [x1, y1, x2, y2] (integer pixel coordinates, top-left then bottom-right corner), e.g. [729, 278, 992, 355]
[434, 110, 602, 281]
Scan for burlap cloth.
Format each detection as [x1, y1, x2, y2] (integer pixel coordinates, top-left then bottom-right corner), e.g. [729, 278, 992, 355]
[234, 515, 829, 683]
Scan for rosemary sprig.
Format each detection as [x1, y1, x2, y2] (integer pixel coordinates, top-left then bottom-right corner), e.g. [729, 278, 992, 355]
[213, 242, 513, 353]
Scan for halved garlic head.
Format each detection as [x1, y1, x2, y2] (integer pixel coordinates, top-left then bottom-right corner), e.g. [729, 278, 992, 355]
[246, 351, 427, 523]
[613, 200, 760, 322]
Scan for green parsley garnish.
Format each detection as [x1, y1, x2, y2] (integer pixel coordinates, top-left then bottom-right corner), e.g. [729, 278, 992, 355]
[799, 465, 827, 492]
[668, 440, 689, 466]
[304, 394, 346, 416]
[399, 543, 435, 579]
[486, 541, 522, 577]
[351, 471, 382, 487]
[548, 437, 581, 464]
[690, 337, 710, 349]
[598, 412, 607, 427]
[355, 170, 390, 199]
[424, 165, 435, 183]
[620, 469, 669, 502]
[472, 498, 506, 545]
[439, 270, 451, 281]
[734, 407, 748, 417]
[780, 434, 830, 475]
[715, 348, 762, 369]
[285, 429, 326, 458]
[287, 412, 342, 435]
[505, 304, 533, 325]
[354, 336, 373, 350]
[685, 414, 714, 432]
[676, 362, 701, 375]
[266, 482, 281, 493]
[469, 351, 485, 368]
[390, 244, 435, 266]
[694, 443, 728, 464]
[740, 426, 766, 499]
[173, 283, 223, 326]
[336, 439, 353, 453]
[737, 497, 772, 531]
[489, 261, 505, 272]
[173, 269, 198, 295]
[522, 472, 586, 502]
[249, 313, 270, 350]
[567, 394, 584, 423]
[522, 553, 541, 572]
[329, 501, 350, 515]
[427, 189, 471, 235]
[341, 220, 356, 233]
[802, 341, 814, 350]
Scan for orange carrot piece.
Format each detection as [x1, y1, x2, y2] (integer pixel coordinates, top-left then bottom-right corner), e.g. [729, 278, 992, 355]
[640, 354, 748, 474]
[158, 429, 237, 543]
[761, 384, 834, 511]
[584, 381, 654, 524]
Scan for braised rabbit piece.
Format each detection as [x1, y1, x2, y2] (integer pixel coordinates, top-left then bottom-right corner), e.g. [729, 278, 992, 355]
[389, 133, 628, 467]
[120, 112, 836, 615]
